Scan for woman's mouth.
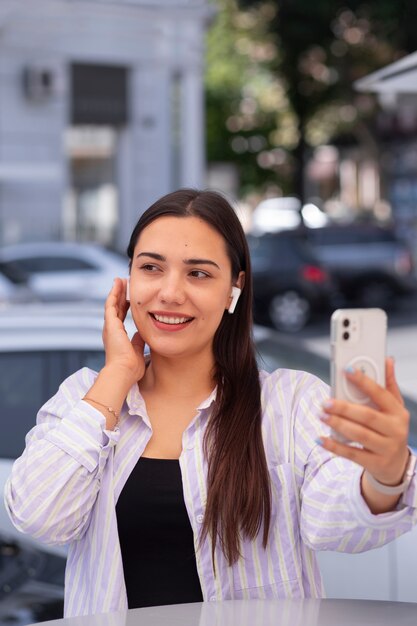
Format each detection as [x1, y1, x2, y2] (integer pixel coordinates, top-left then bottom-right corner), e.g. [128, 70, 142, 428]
[150, 312, 194, 330]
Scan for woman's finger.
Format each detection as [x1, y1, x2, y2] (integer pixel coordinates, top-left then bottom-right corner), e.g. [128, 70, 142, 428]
[385, 357, 404, 406]
[318, 435, 376, 467]
[322, 412, 394, 453]
[131, 331, 145, 356]
[318, 435, 410, 486]
[343, 366, 403, 414]
[105, 278, 129, 322]
[322, 397, 408, 439]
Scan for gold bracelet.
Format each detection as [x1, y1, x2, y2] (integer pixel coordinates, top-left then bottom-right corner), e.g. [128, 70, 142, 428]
[83, 397, 120, 421]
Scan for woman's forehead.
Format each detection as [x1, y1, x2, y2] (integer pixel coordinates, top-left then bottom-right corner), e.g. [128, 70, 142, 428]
[136, 215, 229, 256]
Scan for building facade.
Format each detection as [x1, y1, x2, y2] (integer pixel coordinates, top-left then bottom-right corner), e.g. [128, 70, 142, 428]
[0, 0, 212, 250]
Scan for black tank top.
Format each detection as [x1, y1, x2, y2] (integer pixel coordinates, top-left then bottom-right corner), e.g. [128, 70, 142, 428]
[116, 456, 203, 608]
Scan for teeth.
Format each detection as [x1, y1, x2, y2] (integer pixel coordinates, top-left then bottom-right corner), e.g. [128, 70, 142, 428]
[154, 314, 192, 325]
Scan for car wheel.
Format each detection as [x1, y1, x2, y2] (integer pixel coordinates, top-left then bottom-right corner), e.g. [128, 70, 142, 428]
[268, 291, 311, 332]
[357, 281, 395, 309]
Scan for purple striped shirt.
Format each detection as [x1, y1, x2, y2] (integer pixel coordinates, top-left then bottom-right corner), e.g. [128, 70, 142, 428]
[4, 367, 417, 616]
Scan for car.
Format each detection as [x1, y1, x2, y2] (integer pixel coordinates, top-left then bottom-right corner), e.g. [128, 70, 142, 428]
[0, 241, 129, 303]
[0, 533, 65, 625]
[303, 223, 416, 309]
[0, 303, 138, 555]
[248, 231, 334, 332]
[1, 306, 417, 621]
[0, 261, 36, 305]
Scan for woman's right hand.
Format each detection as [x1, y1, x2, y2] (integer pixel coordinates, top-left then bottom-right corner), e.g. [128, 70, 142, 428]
[102, 277, 146, 383]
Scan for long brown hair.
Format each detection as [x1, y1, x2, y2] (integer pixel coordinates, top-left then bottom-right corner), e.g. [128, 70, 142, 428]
[127, 189, 271, 566]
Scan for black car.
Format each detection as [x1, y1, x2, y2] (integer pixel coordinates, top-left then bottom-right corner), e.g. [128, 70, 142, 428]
[304, 223, 416, 309]
[248, 231, 333, 332]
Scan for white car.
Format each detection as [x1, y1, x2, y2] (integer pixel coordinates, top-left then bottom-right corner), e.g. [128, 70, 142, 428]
[0, 303, 136, 555]
[0, 241, 129, 302]
[0, 262, 36, 305]
[1, 310, 417, 604]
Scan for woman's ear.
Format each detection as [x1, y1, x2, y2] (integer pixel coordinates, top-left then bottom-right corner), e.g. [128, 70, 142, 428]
[237, 271, 245, 291]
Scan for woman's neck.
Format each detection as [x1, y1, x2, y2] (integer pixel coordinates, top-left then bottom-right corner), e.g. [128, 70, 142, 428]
[139, 351, 216, 400]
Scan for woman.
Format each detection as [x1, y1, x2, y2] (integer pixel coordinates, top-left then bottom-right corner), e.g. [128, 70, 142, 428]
[5, 189, 417, 617]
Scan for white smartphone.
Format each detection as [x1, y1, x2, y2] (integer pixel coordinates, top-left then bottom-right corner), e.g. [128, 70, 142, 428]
[126, 279, 130, 302]
[330, 308, 387, 442]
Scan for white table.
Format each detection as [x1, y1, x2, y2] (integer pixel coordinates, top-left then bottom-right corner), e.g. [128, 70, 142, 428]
[33, 598, 417, 626]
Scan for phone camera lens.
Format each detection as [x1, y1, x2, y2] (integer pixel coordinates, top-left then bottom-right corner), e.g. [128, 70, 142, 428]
[343, 319, 350, 327]
[343, 331, 350, 340]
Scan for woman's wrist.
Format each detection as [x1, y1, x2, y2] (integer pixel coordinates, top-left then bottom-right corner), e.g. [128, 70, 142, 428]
[364, 452, 416, 496]
[83, 397, 120, 430]
[101, 362, 141, 389]
[84, 365, 138, 430]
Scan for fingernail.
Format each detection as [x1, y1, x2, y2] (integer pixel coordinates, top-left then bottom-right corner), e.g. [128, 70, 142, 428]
[319, 414, 330, 422]
[322, 399, 333, 409]
[389, 355, 395, 364]
[345, 366, 355, 374]
[315, 437, 324, 446]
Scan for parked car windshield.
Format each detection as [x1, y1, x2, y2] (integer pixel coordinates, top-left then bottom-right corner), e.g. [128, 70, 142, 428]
[0, 349, 105, 459]
[248, 232, 320, 266]
[10, 256, 97, 273]
[307, 224, 399, 246]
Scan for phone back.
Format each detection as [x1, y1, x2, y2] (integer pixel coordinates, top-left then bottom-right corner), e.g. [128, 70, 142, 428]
[331, 308, 387, 405]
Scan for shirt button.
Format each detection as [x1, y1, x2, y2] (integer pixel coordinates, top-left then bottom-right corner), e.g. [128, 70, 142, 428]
[196, 514, 204, 524]
[210, 596, 216, 602]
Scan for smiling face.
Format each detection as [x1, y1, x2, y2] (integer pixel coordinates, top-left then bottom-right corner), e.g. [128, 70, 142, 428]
[129, 215, 243, 362]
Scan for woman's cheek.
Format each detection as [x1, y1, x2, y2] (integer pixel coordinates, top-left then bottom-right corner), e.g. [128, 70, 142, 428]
[129, 281, 152, 305]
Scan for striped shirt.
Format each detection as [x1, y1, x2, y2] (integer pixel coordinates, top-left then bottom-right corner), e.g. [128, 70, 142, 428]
[4, 366, 417, 617]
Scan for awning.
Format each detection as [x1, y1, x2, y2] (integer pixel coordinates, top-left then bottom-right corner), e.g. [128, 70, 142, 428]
[355, 51, 417, 94]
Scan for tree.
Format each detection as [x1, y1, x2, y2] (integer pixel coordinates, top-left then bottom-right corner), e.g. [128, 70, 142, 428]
[205, 0, 298, 196]
[262, 0, 417, 199]
[207, 0, 417, 198]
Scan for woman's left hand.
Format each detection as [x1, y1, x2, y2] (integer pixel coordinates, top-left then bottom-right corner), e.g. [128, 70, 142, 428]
[320, 357, 410, 488]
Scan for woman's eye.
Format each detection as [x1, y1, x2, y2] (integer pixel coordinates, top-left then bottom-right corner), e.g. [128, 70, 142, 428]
[190, 270, 209, 279]
[140, 264, 159, 272]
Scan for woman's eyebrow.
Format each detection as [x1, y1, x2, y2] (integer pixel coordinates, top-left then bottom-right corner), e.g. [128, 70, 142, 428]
[136, 252, 165, 261]
[136, 251, 221, 269]
[184, 258, 220, 269]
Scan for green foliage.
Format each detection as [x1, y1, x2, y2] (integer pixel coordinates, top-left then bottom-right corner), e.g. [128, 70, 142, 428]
[205, 0, 297, 195]
[205, 0, 417, 197]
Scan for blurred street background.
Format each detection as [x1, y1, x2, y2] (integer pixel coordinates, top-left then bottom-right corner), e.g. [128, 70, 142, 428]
[1, 0, 417, 385]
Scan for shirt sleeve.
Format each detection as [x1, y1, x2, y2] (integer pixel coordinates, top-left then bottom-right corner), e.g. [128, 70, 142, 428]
[4, 367, 120, 546]
[290, 372, 417, 553]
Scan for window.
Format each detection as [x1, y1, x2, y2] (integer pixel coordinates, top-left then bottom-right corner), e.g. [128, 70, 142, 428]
[309, 226, 397, 246]
[76, 350, 105, 372]
[0, 352, 46, 459]
[0, 349, 105, 459]
[11, 256, 96, 274]
[0, 262, 28, 285]
[249, 234, 307, 269]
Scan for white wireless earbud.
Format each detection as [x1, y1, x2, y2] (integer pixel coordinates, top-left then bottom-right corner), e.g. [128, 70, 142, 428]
[126, 280, 130, 302]
[228, 286, 241, 314]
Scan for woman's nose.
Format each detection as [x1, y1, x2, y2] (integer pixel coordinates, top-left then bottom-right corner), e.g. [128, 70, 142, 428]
[159, 274, 186, 305]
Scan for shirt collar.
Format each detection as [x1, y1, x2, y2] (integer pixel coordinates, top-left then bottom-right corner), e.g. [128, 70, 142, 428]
[197, 386, 217, 410]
